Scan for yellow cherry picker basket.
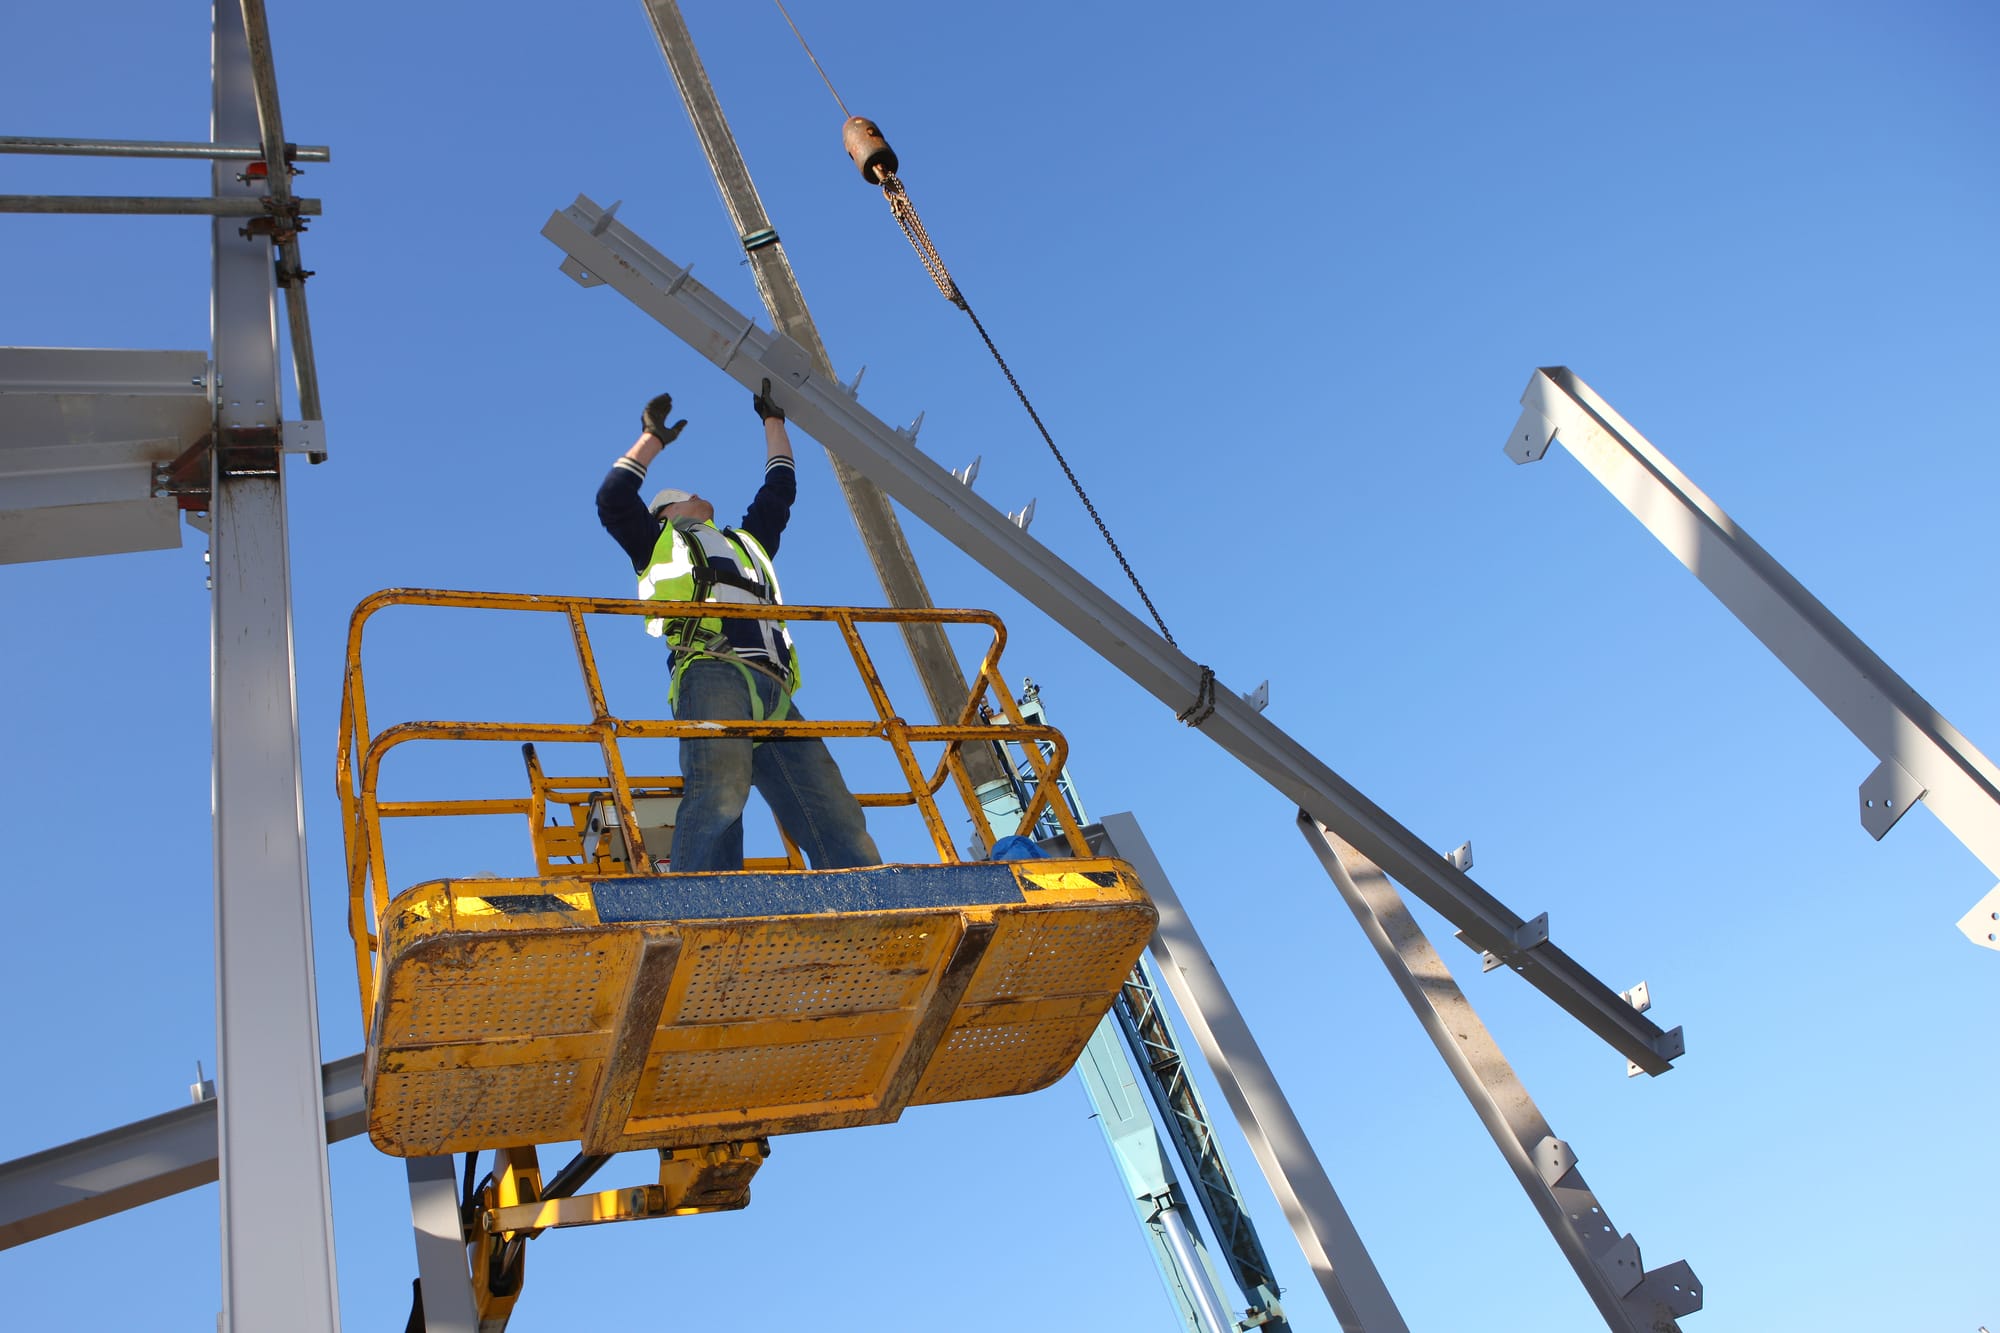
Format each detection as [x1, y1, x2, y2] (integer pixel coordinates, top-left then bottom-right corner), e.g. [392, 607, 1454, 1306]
[336, 589, 1155, 1249]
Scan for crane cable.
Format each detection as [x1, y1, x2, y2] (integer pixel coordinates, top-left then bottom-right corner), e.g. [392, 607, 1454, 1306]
[770, 2, 1219, 727]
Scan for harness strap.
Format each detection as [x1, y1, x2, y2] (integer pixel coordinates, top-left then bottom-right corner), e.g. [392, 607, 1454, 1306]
[668, 654, 794, 733]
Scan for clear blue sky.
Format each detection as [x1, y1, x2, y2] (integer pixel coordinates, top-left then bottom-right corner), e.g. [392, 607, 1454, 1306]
[3, 2, 1996, 1330]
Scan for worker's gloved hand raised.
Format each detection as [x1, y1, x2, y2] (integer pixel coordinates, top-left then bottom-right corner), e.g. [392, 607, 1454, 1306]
[752, 377, 785, 423]
[641, 393, 686, 444]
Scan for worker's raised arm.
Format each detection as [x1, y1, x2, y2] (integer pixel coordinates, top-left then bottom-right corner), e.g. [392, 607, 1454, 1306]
[598, 391, 687, 571]
[753, 377, 792, 467]
[738, 379, 797, 555]
[624, 391, 686, 467]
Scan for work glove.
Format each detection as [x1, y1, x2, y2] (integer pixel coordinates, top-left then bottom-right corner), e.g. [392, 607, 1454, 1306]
[641, 393, 686, 443]
[752, 377, 785, 423]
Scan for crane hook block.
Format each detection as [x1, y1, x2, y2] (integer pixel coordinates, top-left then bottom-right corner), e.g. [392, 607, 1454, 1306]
[842, 116, 899, 184]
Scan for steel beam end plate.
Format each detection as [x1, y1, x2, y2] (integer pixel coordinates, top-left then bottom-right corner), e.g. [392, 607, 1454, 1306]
[1859, 757, 1925, 841]
[559, 255, 605, 288]
[1505, 402, 1557, 464]
[1954, 882, 2000, 952]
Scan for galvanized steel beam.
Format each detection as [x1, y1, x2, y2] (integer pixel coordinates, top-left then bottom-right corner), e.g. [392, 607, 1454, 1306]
[1509, 366, 2000, 951]
[1297, 815, 1702, 1332]
[540, 197, 1683, 1073]
[0, 346, 207, 564]
[210, 2, 341, 1326]
[405, 1156, 480, 1333]
[0, 1055, 364, 1250]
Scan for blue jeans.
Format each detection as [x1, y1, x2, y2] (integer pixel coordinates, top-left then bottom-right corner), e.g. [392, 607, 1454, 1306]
[668, 657, 882, 873]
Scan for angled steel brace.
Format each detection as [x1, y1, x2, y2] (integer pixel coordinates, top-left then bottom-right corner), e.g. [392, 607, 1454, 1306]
[0, 1054, 363, 1249]
[1510, 367, 2000, 951]
[541, 196, 1682, 1072]
[1299, 815, 1701, 1332]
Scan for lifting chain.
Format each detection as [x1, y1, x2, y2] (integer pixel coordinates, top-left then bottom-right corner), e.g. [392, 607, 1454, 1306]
[775, 0, 1221, 726]
[868, 153, 1217, 727]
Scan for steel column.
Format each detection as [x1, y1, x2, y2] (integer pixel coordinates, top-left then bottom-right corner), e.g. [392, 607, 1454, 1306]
[210, 1, 340, 1327]
[1098, 812, 1409, 1333]
[1297, 814, 1702, 1332]
[636, 0, 1003, 789]
[405, 1157, 479, 1333]
[539, 198, 1682, 1072]
[1508, 366, 2000, 950]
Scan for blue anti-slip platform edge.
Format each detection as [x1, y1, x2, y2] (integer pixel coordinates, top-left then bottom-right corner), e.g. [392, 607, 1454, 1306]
[592, 861, 1029, 924]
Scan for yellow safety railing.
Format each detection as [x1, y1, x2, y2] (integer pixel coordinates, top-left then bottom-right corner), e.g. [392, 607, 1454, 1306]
[336, 588, 1092, 1022]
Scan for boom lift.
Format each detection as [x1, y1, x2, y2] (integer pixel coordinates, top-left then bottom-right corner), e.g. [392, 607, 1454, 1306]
[976, 683, 1292, 1333]
[337, 588, 1156, 1323]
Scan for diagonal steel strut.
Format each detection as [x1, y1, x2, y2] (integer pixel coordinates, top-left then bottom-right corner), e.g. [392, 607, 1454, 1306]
[541, 196, 1682, 1074]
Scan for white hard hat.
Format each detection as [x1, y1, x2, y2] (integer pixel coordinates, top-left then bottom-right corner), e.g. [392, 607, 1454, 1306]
[649, 487, 694, 514]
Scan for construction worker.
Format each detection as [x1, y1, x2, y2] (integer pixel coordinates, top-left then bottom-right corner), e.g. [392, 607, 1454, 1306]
[596, 380, 882, 873]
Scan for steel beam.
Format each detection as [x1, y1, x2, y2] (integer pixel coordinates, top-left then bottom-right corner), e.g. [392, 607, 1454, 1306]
[1297, 815, 1702, 1332]
[1096, 813, 1407, 1333]
[540, 197, 1682, 1072]
[1509, 366, 2000, 950]
[0, 346, 208, 564]
[637, 0, 1003, 790]
[405, 1157, 479, 1333]
[0, 1055, 363, 1250]
[210, 2, 340, 1327]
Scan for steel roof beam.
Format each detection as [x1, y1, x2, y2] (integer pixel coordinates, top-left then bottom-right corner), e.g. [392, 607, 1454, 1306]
[1509, 366, 2000, 951]
[541, 197, 1682, 1074]
[0, 1055, 363, 1250]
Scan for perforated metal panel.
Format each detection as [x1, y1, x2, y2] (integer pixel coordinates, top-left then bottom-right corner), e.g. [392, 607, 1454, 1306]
[640, 1037, 887, 1115]
[674, 924, 943, 1024]
[914, 1016, 1090, 1101]
[375, 1060, 598, 1151]
[379, 939, 627, 1045]
[967, 911, 1149, 1003]
[366, 861, 1155, 1157]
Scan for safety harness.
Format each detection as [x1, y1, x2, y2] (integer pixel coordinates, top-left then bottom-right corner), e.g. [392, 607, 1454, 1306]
[642, 519, 799, 724]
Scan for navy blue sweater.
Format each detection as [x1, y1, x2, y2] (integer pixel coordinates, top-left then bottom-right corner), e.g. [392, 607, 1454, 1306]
[596, 454, 798, 667]
[596, 454, 796, 572]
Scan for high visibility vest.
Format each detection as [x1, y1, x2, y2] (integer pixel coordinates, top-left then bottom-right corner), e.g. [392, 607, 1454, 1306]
[637, 519, 799, 692]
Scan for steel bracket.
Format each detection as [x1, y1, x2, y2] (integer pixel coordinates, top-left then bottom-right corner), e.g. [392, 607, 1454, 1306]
[1955, 883, 2000, 952]
[1457, 909, 1548, 973]
[559, 255, 604, 288]
[1532, 1135, 1577, 1187]
[1860, 758, 1926, 840]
